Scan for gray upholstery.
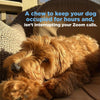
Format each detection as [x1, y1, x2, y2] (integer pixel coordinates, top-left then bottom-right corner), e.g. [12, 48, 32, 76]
[0, 21, 26, 81]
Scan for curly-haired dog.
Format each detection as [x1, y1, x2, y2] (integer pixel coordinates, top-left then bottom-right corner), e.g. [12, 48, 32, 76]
[2, 34, 100, 100]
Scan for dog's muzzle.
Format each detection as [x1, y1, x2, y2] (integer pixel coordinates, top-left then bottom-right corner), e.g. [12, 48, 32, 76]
[11, 63, 21, 73]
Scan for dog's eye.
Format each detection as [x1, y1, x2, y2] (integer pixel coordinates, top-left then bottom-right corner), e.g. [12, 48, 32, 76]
[42, 58, 49, 63]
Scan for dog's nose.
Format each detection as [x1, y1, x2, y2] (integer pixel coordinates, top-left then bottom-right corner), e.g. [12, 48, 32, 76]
[11, 63, 21, 73]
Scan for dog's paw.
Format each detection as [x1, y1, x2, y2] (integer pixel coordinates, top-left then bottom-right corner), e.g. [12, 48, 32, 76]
[44, 78, 58, 90]
[44, 78, 61, 97]
[39, 86, 53, 100]
[44, 78, 73, 98]
[2, 77, 40, 100]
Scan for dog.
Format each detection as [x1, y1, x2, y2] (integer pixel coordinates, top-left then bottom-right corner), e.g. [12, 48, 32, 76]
[2, 34, 100, 100]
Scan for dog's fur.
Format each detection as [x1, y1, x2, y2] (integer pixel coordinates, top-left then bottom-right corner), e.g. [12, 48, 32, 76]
[2, 34, 100, 100]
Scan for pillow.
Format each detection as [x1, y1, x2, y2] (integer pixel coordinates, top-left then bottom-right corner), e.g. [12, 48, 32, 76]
[0, 21, 26, 82]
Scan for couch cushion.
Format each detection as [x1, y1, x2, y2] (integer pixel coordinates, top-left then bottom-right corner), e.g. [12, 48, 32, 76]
[0, 21, 26, 81]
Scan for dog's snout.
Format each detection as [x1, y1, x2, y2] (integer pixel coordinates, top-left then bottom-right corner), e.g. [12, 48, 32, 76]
[11, 63, 21, 73]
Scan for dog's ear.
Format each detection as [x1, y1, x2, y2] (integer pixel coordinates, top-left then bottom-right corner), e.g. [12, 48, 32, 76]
[21, 38, 42, 51]
[21, 38, 34, 50]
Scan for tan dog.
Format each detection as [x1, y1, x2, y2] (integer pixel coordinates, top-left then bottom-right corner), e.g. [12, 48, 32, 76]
[2, 34, 100, 100]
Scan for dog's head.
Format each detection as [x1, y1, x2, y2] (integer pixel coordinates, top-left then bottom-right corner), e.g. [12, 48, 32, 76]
[3, 36, 72, 81]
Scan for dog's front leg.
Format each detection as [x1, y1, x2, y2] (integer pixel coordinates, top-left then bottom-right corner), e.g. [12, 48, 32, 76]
[2, 77, 41, 100]
[44, 71, 80, 98]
